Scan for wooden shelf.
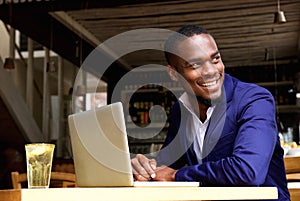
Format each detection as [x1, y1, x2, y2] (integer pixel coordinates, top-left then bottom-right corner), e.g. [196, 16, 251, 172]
[128, 140, 165, 144]
[122, 87, 184, 94]
[127, 122, 168, 129]
[256, 81, 294, 87]
[277, 105, 300, 113]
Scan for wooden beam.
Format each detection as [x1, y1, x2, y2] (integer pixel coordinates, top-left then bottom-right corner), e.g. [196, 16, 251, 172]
[0, 10, 89, 67]
[26, 37, 33, 114]
[50, 11, 132, 70]
[42, 48, 50, 141]
[0, 0, 177, 12]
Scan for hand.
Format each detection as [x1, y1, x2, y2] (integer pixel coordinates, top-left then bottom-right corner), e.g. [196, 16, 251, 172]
[131, 154, 157, 181]
[152, 165, 178, 181]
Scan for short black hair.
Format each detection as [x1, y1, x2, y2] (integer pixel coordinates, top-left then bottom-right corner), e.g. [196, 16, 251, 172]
[164, 25, 210, 65]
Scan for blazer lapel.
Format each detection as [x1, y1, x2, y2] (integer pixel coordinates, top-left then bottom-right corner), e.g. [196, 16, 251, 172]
[202, 86, 227, 159]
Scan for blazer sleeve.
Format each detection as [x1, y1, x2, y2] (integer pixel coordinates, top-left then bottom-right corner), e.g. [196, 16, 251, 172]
[175, 86, 279, 186]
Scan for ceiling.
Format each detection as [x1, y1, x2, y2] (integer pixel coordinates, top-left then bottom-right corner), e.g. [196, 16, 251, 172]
[0, 0, 299, 80]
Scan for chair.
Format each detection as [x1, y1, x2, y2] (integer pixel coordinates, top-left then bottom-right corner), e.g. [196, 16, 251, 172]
[284, 156, 300, 201]
[11, 171, 76, 189]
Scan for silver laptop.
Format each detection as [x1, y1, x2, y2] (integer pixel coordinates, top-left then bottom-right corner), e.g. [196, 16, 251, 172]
[68, 102, 199, 187]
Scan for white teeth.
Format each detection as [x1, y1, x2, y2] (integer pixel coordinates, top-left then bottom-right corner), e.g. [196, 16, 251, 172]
[201, 80, 217, 87]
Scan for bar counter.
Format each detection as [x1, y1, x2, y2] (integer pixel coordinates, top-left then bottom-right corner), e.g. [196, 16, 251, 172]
[0, 186, 278, 201]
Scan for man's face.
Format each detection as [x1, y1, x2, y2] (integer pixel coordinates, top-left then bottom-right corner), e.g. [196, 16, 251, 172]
[168, 34, 225, 102]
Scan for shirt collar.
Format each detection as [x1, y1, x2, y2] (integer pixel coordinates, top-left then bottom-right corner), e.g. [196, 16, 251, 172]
[179, 92, 215, 123]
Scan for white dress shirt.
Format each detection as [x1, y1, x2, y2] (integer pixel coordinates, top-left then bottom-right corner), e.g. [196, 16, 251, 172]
[179, 92, 215, 163]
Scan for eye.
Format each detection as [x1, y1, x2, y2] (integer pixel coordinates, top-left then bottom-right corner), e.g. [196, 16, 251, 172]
[212, 55, 221, 64]
[190, 62, 202, 69]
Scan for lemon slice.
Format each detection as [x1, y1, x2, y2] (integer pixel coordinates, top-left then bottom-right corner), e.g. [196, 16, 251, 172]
[30, 146, 47, 155]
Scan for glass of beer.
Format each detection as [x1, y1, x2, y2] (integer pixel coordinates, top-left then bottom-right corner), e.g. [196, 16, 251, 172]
[25, 143, 55, 188]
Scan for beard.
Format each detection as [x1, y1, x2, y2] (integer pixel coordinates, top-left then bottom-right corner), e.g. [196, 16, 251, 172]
[196, 91, 223, 107]
[196, 96, 212, 107]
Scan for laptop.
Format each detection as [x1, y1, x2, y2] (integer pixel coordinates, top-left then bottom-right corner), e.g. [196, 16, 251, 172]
[68, 102, 199, 187]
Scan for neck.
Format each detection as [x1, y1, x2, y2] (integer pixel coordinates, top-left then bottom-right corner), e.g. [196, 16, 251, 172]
[198, 102, 209, 122]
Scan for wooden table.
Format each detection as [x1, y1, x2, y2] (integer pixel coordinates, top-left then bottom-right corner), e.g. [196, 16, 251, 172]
[284, 156, 300, 201]
[288, 182, 300, 201]
[0, 186, 278, 201]
[284, 156, 300, 174]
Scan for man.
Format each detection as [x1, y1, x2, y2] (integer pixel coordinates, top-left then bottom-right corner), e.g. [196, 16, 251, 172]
[131, 25, 289, 200]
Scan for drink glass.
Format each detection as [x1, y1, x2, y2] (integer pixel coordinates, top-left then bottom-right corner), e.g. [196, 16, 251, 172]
[25, 143, 55, 188]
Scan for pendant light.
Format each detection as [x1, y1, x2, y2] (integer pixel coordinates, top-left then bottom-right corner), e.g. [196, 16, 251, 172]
[274, 0, 287, 24]
[3, 57, 15, 70]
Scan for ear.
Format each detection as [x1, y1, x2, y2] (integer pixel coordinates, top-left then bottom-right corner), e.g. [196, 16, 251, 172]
[167, 65, 178, 81]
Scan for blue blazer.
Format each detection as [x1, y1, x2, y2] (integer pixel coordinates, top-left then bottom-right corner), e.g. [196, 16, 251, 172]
[156, 74, 290, 201]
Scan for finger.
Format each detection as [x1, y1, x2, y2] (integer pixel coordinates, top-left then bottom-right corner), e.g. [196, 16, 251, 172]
[132, 167, 139, 180]
[149, 159, 157, 170]
[132, 167, 148, 181]
[140, 160, 156, 179]
[137, 175, 148, 181]
[147, 159, 157, 178]
[131, 155, 151, 178]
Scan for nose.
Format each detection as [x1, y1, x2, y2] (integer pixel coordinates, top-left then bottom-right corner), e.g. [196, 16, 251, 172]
[198, 60, 217, 76]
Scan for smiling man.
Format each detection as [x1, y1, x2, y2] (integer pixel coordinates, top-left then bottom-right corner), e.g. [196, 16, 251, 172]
[131, 25, 290, 201]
